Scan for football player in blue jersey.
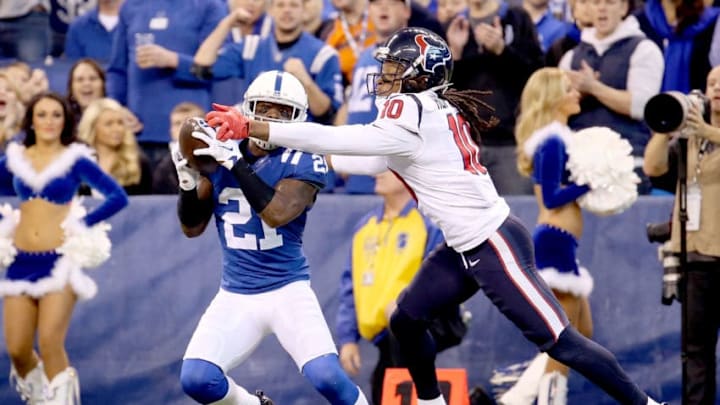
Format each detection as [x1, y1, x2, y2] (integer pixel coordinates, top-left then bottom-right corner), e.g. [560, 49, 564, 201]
[176, 71, 369, 405]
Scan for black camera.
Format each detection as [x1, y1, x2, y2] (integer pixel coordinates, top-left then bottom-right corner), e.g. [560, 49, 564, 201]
[644, 90, 710, 134]
[646, 222, 683, 305]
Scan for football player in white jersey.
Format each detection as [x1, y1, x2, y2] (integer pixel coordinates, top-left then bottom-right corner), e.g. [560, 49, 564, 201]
[175, 71, 369, 405]
[199, 28, 665, 405]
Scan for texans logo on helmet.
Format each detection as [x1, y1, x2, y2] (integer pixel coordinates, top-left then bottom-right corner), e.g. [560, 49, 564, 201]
[414, 35, 451, 75]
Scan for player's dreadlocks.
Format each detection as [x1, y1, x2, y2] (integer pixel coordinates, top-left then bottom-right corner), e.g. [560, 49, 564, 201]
[439, 89, 499, 144]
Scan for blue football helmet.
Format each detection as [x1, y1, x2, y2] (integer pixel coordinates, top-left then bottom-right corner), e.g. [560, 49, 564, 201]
[368, 27, 453, 95]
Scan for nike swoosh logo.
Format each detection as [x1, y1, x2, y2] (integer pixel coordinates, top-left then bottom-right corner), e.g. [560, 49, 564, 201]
[468, 258, 480, 267]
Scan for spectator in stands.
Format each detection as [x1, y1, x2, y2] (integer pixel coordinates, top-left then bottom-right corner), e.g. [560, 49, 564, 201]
[4, 62, 50, 106]
[67, 58, 143, 134]
[334, 0, 412, 194]
[48, 0, 96, 58]
[229, 0, 274, 39]
[176, 71, 369, 405]
[559, 0, 664, 194]
[545, 0, 593, 66]
[0, 92, 127, 405]
[107, 0, 227, 169]
[505, 67, 595, 405]
[0, 72, 25, 150]
[643, 65, 720, 405]
[409, 2, 448, 37]
[437, 0, 468, 25]
[634, 0, 720, 94]
[187, 0, 344, 126]
[336, 170, 463, 405]
[64, 0, 124, 63]
[523, 0, 568, 52]
[152, 102, 205, 194]
[206, 26, 667, 405]
[77, 98, 153, 195]
[66, 58, 106, 122]
[305, 0, 327, 37]
[319, 0, 377, 88]
[445, 0, 544, 195]
[0, 0, 51, 63]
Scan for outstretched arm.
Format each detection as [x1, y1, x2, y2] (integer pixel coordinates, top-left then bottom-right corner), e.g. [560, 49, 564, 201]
[206, 103, 421, 157]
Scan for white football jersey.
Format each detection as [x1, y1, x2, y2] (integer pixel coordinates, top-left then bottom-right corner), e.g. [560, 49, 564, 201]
[269, 90, 510, 252]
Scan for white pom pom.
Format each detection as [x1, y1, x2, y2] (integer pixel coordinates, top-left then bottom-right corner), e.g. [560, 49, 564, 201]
[0, 204, 19, 268]
[565, 127, 640, 216]
[58, 199, 112, 268]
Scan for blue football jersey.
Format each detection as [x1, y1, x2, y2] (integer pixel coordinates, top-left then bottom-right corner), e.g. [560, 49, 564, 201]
[211, 32, 344, 122]
[207, 147, 329, 294]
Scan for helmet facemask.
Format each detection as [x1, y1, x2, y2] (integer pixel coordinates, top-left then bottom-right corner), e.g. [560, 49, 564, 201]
[240, 71, 309, 151]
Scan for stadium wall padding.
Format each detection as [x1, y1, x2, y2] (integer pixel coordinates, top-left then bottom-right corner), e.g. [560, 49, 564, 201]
[0, 195, 713, 405]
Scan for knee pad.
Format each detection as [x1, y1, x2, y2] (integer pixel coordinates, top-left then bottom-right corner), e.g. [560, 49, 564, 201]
[180, 359, 229, 404]
[302, 354, 359, 405]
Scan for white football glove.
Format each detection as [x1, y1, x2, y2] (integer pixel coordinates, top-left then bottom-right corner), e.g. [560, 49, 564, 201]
[192, 130, 243, 170]
[170, 141, 200, 191]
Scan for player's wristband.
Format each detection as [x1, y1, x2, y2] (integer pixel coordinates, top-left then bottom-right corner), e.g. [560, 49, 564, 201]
[229, 159, 276, 213]
[178, 189, 213, 227]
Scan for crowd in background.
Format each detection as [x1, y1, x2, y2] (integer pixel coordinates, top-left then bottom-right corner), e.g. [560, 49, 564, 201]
[0, 0, 716, 196]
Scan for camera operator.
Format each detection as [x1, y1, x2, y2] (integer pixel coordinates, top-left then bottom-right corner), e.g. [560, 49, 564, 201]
[643, 65, 720, 405]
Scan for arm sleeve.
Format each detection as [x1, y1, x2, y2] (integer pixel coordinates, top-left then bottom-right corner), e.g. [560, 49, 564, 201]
[336, 251, 360, 345]
[107, 8, 129, 105]
[331, 155, 387, 176]
[534, 137, 590, 209]
[628, 39, 664, 120]
[269, 94, 422, 156]
[74, 158, 129, 226]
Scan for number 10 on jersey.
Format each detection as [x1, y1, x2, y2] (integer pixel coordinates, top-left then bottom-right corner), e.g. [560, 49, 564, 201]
[447, 113, 487, 175]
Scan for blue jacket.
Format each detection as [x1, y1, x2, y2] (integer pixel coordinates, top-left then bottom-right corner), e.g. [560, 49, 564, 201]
[64, 8, 115, 63]
[107, 0, 227, 143]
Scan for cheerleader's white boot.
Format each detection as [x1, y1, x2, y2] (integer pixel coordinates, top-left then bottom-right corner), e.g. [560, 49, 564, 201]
[498, 353, 549, 405]
[537, 371, 567, 405]
[10, 363, 46, 404]
[44, 367, 80, 405]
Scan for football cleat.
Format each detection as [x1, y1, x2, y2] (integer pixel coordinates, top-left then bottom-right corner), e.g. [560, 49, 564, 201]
[255, 389, 275, 405]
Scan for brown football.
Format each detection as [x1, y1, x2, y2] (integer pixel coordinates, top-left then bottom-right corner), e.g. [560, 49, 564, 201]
[179, 117, 218, 174]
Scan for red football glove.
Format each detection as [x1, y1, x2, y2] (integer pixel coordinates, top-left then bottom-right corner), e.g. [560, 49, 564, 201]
[205, 103, 250, 141]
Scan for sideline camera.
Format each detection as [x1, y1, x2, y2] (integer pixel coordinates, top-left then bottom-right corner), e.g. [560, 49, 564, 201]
[646, 222, 682, 305]
[644, 90, 710, 134]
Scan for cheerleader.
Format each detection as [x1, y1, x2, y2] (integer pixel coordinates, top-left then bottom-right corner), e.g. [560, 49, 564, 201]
[0, 92, 128, 404]
[507, 67, 638, 404]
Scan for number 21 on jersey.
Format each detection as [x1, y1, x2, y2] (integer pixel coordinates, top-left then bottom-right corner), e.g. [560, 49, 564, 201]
[447, 113, 487, 175]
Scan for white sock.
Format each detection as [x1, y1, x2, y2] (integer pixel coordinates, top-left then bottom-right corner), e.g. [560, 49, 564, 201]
[209, 376, 260, 405]
[417, 395, 447, 405]
[647, 397, 663, 405]
[354, 386, 369, 405]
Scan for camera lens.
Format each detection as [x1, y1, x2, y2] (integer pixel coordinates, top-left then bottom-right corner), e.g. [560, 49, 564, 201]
[644, 93, 686, 133]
